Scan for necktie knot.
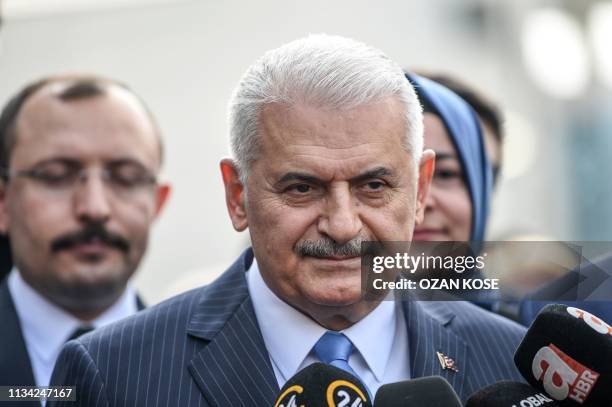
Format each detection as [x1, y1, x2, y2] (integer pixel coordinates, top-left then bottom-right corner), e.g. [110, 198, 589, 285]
[313, 331, 373, 400]
[313, 331, 354, 365]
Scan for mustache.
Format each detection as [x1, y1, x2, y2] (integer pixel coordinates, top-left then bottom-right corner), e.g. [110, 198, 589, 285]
[51, 223, 130, 253]
[295, 236, 365, 258]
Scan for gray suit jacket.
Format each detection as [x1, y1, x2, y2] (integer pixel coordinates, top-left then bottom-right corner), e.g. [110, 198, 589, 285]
[49, 249, 526, 406]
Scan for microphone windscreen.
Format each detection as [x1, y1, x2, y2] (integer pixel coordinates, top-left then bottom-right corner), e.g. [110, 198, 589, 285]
[273, 363, 372, 407]
[514, 304, 611, 405]
[466, 381, 561, 406]
[373, 376, 461, 406]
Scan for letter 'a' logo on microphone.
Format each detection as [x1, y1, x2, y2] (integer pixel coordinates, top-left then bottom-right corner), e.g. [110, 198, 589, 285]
[532, 344, 600, 404]
[326, 380, 368, 407]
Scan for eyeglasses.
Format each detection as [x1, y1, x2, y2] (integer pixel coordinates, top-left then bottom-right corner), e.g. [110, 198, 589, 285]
[1, 159, 158, 198]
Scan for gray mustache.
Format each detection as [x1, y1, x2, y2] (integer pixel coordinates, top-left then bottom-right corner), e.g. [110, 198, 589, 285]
[295, 237, 364, 258]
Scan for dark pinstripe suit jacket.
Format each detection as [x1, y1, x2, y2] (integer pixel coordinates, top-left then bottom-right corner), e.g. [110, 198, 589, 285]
[49, 249, 526, 406]
[0, 277, 146, 407]
[0, 279, 39, 407]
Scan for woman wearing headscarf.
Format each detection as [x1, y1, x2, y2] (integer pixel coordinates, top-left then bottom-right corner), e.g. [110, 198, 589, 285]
[405, 73, 495, 307]
[407, 73, 492, 243]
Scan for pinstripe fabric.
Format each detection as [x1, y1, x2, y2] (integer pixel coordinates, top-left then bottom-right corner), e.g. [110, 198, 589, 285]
[404, 300, 526, 402]
[0, 280, 40, 407]
[49, 249, 526, 405]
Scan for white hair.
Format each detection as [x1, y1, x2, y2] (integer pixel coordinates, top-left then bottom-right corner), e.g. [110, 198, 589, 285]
[228, 34, 423, 182]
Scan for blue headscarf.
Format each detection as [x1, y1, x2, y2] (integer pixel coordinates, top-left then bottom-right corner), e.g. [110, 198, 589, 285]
[405, 73, 493, 242]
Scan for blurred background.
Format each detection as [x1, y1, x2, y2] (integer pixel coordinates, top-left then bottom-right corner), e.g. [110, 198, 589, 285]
[1, 0, 611, 304]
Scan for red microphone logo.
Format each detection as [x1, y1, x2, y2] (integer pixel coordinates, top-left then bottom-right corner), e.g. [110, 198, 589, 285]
[531, 344, 599, 404]
[566, 307, 612, 336]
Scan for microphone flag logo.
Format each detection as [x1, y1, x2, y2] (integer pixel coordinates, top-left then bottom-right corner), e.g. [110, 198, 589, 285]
[436, 351, 459, 372]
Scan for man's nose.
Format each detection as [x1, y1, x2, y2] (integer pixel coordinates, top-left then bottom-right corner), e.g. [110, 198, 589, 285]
[317, 185, 363, 245]
[73, 171, 112, 223]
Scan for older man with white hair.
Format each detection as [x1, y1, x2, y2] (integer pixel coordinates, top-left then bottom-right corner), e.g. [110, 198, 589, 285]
[50, 34, 525, 406]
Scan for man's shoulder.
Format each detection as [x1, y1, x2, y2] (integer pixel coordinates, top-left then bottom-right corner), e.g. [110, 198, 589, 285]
[75, 252, 251, 356]
[0, 276, 37, 387]
[447, 300, 526, 339]
[0, 277, 13, 312]
[80, 285, 204, 349]
[453, 301, 527, 340]
[0, 277, 23, 338]
[49, 256, 255, 405]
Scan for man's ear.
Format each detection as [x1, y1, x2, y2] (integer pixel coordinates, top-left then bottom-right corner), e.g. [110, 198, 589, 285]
[415, 149, 435, 225]
[220, 158, 248, 231]
[0, 181, 9, 233]
[153, 183, 171, 218]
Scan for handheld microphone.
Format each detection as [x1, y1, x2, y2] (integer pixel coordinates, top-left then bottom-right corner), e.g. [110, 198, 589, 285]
[273, 363, 372, 407]
[373, 376, 461, 406]
[466, 381, 561, 406]
[514, 304, 611, 405]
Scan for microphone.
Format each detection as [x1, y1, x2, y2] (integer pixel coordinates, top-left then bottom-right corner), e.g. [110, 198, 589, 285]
[373, 376, 462, 406]
[466, 381, 561, 406]
[514, 304, 611, 405]
[273, 363, 372, 407]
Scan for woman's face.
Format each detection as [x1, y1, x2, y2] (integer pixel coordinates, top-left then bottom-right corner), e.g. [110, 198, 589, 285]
[413, 113, 472, 241]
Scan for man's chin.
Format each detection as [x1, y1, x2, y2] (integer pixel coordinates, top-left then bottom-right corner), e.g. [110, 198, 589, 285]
[26, 275, 125, 317]
[55, 251, 129, 278]
[303, 286, 364, 308]
[46, 258, 133, 300]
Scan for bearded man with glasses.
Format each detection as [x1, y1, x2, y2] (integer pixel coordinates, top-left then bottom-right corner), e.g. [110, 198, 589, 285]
[0, 75, 170, 401]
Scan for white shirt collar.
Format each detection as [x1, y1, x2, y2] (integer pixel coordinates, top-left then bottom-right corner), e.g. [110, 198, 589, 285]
[8, 268, 138, 366]
[247, 259, 396, 383]
[342, 295, 396, 382]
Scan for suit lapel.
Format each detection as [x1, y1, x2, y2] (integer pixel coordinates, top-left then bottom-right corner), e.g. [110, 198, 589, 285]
[186, 249, 279, 407]
[403, 300, 468, 395]
[0, 279, 41, 406]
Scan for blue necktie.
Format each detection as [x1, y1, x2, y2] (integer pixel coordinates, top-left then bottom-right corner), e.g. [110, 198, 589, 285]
[313, 331, 371, 397]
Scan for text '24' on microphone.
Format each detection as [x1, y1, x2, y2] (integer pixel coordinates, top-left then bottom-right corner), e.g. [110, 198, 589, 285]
[514, 304, 611, 405]
[274, 363, 371, 407]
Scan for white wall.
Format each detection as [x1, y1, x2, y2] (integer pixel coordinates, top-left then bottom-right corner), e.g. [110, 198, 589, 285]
[0, 0, 583, 303]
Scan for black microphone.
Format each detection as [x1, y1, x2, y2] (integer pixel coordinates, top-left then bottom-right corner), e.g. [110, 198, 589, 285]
[514, 304, 611, 405]
[273, 363, 372, 407]
[466, 381, 561, 406]
[373, 376, 461, 406]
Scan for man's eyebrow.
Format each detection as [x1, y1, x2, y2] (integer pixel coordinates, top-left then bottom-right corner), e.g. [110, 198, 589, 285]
[275, 172, 325, 188]
[30, 157, 81, 167]
[349, 167, 394, 183]
[274, 167, 394, 188]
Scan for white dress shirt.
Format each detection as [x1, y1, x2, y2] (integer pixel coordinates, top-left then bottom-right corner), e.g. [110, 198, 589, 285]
[247, 259, 410, 396]
[8, 269, 139, 388]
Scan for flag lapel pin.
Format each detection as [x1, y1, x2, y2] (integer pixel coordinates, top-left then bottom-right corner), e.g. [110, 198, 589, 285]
[436, 351, 459, 372]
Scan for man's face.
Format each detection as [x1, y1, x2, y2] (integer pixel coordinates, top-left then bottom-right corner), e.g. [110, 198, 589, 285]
[0, 85, 169, 315]
[222, 97, 433, 327]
